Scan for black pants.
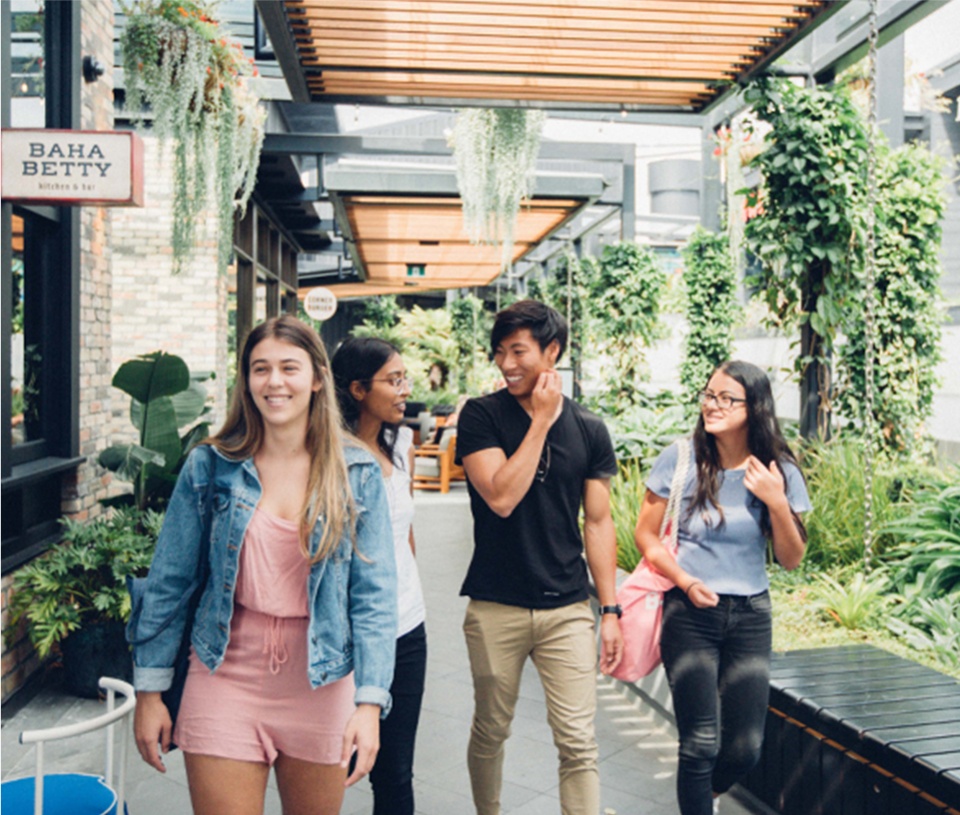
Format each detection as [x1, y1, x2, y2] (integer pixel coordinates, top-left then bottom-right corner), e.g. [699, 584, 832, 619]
[370, 622, 427, 815]
[660, 588, 772, 815]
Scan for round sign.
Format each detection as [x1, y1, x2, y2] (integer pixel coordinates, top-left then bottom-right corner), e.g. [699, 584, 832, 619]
[304, 287, 338, 321]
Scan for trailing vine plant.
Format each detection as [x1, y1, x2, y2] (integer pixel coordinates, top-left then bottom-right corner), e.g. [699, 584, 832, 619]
[835, 142, 947, 457]
[680, 227, 740, 410]
[119, 0, 265, 274]
[741, 77, 868, 438]
[451, 108, 546, 269]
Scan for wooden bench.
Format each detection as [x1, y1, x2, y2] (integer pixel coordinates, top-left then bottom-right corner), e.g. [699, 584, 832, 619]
[740, 645, 960, 815]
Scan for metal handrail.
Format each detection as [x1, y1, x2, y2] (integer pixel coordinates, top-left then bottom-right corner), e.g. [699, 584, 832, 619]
[16, 677, 135, 815]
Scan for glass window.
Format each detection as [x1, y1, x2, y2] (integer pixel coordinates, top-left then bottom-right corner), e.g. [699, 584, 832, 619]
[9, 0, 45, 128]
[9, 213, 45, 448]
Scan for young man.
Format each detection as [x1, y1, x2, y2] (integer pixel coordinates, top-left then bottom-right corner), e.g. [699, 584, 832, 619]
[455, 300, 624, 815]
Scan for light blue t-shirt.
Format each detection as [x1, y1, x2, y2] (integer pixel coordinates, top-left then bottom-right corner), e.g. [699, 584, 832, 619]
[646, 440, 812, 596]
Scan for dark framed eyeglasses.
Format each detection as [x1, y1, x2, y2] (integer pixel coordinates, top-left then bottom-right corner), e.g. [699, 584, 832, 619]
[697, 390, 747, 411]
[535, 443, 551, 483]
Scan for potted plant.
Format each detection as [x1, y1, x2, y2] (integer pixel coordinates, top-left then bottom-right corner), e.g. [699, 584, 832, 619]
[119, 0, 265, 274]
[7, 509, 163, 697]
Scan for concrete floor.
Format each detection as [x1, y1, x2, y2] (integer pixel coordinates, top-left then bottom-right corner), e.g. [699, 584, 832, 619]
[2, 485, 764, 814]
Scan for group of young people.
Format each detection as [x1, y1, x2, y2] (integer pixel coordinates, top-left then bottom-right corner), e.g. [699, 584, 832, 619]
[130, 299, 810, 815]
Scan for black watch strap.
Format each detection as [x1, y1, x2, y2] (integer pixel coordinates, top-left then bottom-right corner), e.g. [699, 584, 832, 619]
[599, 604, 623, 619]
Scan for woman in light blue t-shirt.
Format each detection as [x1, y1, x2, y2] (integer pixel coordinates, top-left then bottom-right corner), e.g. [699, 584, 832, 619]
[635, 360, 811, 815]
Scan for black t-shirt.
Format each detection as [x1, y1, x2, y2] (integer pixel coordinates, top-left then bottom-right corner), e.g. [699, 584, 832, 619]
[455, 388, 618, 609]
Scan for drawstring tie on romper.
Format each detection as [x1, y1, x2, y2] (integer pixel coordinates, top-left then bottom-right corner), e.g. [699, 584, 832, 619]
[264, 616, 289, 674]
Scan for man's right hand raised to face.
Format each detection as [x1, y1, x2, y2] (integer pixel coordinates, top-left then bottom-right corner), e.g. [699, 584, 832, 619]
[531, 369, 564, 427]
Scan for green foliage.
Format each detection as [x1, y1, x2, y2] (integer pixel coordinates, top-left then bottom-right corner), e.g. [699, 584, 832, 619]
[590, 242, 666, 411]
[7, 509, 162, 659]
[98, 351, 214, 511]
[799, 439, 942, 567]
[119, 0, 265, 274]
[451, 108, 545, 267]
[882, 482, 960, 599]
[450, 295, 489, 392]
[680, 227, 740, 406]
[604, 401, 688, 468]
[835, 143, 947, 456]
[742, 79, 867, 345]
[362, 296, 400, 330]
[611, 459, 645, 572]
[352, 303, 496, 406]
[810, 569, 891, 630]
[887, 596, 960, 670]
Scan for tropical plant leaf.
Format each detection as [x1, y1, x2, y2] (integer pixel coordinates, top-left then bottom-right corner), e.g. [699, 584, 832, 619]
[112, 351, 190, 404]
[98, 443, 166, 482]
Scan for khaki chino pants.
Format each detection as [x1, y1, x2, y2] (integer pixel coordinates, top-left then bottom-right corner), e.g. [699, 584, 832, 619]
[463, 599, 600, 815]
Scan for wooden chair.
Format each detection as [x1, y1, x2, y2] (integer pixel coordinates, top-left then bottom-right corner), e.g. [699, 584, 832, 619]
[413, 432, 464, 493]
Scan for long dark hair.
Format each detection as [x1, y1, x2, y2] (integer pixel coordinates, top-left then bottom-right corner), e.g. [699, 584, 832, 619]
[331, 336, 403, 464]
[208, 315, 353, 563]
[690, 360, 806, 539]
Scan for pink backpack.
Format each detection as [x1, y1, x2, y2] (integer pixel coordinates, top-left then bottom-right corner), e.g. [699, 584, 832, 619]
[610, 438, 690, 683]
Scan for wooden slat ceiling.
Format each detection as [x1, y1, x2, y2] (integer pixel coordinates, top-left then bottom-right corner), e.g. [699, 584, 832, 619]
[282, 0, 828, 110]
[316, 196, 580, 298]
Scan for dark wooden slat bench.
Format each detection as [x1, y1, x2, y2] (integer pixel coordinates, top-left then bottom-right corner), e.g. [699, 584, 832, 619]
[740, 645, 960, 815]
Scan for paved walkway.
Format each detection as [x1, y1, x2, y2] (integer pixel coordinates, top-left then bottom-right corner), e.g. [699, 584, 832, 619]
[2, 486, 762, 814]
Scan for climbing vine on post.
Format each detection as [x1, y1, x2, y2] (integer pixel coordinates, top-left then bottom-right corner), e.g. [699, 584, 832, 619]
[680, 227, 740, 409]
[836, 142, 947, 457]
[741, 77, 868, 439]
[590, 242, 665, 412]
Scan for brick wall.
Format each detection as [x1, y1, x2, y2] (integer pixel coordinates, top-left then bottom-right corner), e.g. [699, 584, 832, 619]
[109, 136, 229, 452]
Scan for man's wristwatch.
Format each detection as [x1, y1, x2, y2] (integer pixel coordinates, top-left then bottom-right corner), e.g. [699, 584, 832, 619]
[599, 604, 623, 619]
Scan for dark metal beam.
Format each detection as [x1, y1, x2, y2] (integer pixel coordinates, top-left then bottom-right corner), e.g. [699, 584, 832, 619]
[262, 133, 635, 162]
[255, 0, 311, 104]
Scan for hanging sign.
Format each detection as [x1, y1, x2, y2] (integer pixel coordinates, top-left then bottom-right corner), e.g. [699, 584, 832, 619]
[303, 287, 338, 321]
[1, 129, 145, 206]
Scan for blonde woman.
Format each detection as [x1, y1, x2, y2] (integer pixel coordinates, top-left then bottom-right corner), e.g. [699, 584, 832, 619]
[131, 316, 397, 815]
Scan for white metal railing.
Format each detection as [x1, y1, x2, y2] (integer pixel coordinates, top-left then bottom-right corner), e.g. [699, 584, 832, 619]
[15, 676, 136, 815]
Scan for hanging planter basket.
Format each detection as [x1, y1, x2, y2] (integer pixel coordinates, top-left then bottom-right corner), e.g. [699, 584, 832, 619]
[119, 0, 265, 275]
[450, 108, 546, 270]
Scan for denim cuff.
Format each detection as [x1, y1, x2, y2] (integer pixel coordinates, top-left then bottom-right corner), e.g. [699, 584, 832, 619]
[133, 666, 175, 692]
[354, 684, 393, 719]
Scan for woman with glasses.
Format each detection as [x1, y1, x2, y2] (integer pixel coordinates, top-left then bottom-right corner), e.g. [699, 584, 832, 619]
[634, 360, 810, 815]
[332, 337, 426, 815]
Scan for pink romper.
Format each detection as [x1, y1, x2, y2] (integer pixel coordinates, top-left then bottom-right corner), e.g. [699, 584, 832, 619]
[174, 508, 356, 765]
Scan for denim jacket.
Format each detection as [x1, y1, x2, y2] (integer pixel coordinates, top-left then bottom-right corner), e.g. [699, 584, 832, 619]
[128, 442, 398, 715]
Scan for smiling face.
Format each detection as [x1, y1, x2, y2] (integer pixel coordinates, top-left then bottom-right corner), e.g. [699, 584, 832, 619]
[247, 336, 321, 432]
[352, 352, 410, 426]
[700, 370, 749, 438]
[493, 328, 559, 401]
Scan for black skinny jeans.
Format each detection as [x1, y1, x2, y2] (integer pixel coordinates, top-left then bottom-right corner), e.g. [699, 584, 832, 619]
[369, 622, 427, 815]
[660, 588, 772, 815]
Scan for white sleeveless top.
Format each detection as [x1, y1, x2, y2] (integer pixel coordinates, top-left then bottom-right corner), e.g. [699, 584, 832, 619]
[385, 426, 426, 637]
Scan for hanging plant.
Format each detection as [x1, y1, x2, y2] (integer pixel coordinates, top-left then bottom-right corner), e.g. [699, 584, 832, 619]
[119, 0, 265, 274]
[450, 108, 546, 269]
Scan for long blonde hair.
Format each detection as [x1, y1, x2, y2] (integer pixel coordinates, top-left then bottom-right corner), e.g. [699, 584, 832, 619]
[209, 315, 354, 563]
